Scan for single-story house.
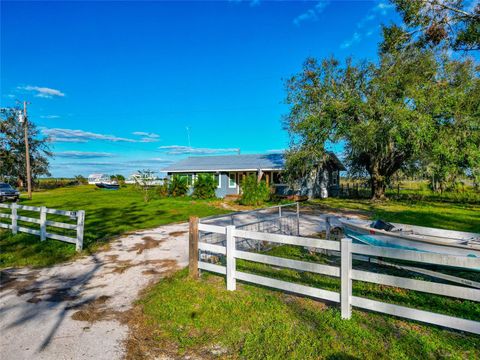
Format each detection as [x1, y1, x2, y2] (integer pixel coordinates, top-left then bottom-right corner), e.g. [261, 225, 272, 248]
[162, 152, 345, 199]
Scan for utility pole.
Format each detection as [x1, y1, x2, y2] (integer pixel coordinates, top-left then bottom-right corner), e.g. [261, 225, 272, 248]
[20, 101, 32, 199]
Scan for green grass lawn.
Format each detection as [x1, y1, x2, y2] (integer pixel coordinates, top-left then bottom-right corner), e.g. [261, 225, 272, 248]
[0, 185, 228, 268]
[309, 197, 480, 233]
[133, 196, 480, 359]
[138, 269, 479, 360]
[2, 186, 479, 358]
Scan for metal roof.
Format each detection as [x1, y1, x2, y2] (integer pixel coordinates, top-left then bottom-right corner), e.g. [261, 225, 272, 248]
[162, 153, 285, 172]
[163, 152, 345, 172]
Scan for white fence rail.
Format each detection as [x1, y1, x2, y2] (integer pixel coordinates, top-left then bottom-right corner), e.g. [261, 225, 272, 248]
[193, 221, 480, 335]
[0, 203, 85, 251]
[199, 203, 300, 252]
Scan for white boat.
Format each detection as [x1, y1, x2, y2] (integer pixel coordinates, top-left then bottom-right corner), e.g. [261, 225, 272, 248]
[339, 218, 480, 259]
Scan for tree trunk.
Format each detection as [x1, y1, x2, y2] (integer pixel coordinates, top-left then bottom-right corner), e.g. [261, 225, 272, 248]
[370, 168, 386, 200]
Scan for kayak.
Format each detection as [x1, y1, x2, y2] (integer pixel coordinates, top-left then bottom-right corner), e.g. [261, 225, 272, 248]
[339, 218, 480, 259]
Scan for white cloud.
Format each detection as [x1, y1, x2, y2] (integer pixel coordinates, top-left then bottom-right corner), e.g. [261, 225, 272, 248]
[373, 1, 394, 16]
[42, 128, 136, 143]
[365, 27, 376, 37]
[41, 127, 159, 143]
[266, 149, 285, 154]
[293, 1, 330, 26]
[341, 32, 362, 49]
[132, 131, 160, 142]
[158, 145, 240, 155]
[52, 157, 175, 176]
[126, 158, 174, 166]
[229, 0, 261, 7]
[19, 85, 65, 98]
[340, 1, 394, 50]
[132, 131, 159, 138]
[55, 151, 115, 159]
[40, 115, 60, 119]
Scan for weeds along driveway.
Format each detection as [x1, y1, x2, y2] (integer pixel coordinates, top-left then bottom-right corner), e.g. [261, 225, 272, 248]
[0, 223, 189, 360]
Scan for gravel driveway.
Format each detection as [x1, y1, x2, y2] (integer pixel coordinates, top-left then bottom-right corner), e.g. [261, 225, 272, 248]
[0, 223, 189, 360]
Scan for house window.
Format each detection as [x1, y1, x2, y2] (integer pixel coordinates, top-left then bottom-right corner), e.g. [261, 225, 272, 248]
[176, 173, 195, 187]
[331, 171, 338, 186]
[228, 173, 236, 188]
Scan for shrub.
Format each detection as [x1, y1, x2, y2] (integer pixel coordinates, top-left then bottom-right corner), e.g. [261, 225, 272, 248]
[134, 169, 156, 202]
[35, 178, 78, 190]
[74, 175, 87, 185]
[240, 175, 271, 206]
[192, 173, 217, 199]
[169, 175, 189, 197]
[156, 179, 170, 198]
[111, 174, 126, 186]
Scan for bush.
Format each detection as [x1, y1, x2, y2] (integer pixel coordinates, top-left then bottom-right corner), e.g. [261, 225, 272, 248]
[192, 173, 217, 199]
[169, 175, 189, 197]
[74, 175, 87, 185]
[111, 174, 126, 186]
[35, 178, 78, 190]
[156, 179, 170, 198]
[134, 170, 156, 202]
[239, 175, 271, 206]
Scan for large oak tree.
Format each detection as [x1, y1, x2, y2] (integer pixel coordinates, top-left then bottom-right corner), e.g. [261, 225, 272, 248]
[386, 0, 479, 52]
[283, 48, 479, 199]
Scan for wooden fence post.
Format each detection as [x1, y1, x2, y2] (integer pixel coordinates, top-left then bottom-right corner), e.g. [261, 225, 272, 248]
[40, 206, 47, 241]
[278, 205, 282, 219]
[341, 237, 352, 319]
[189, 216, 199, 278]
[11, 203, 18, 235]
[76, 210, 85, 251]
[226, 225, 236, 291]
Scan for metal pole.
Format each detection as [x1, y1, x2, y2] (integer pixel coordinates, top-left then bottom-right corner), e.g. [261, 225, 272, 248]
[296, 202, 300, 236]
[325, 216, 331, 240]
[23, 101, 32, 200]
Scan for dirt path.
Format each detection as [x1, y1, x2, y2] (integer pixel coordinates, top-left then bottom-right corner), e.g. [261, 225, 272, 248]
[0, 223, 189, 360]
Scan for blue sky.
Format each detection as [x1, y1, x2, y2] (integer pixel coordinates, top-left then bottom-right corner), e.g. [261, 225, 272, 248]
[1, 0, 399, 177]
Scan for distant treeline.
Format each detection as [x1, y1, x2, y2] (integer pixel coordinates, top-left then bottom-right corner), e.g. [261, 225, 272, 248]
[35, 178, 81, 190]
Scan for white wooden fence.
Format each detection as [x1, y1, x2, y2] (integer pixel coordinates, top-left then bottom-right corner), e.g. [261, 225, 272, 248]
[0, 203, 85, 251]
[192, 221, 480, 335]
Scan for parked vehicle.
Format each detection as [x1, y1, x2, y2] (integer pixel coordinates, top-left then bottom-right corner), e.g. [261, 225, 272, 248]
[0, 183, 20, 202]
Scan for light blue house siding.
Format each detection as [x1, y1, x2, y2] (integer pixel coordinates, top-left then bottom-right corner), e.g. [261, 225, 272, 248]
[180, 172, 240, 198]
[180, 171, 284, 198]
